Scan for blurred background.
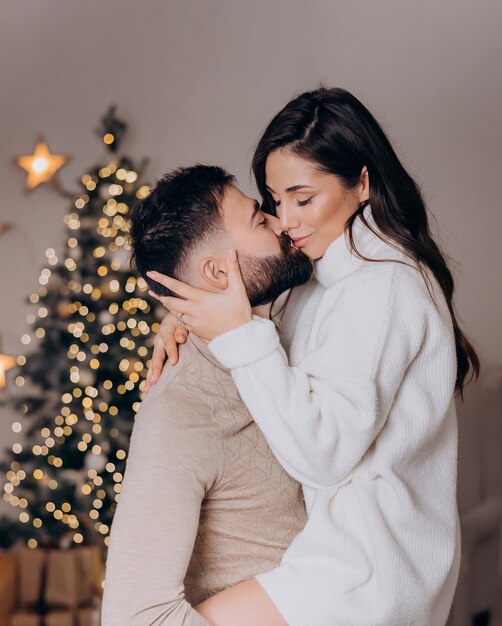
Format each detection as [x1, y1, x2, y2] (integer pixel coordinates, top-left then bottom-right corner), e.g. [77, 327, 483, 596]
[0, 1, 501, 625]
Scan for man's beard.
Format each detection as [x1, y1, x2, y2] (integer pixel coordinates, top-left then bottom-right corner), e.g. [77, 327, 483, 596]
[239, 235, 313, 307]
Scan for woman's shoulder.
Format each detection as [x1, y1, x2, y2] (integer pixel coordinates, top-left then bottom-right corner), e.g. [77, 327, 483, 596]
[324, 249, 450, 333]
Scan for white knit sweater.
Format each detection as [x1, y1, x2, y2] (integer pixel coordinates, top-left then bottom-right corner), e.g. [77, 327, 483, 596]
[209, 206, 460, 626]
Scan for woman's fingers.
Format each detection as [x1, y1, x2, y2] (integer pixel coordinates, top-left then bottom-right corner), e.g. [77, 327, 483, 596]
[175, 323, 189, 343]
[145, 252, 252, 341]
[144, 341, 166, 392]
[143, 311, 189, 393]
[226, 250, 247, 294]
[166, 335, 182, 366]
[148, 291, 193, 316]
[158, 315, 184, 365]
[146, 271, 199, 300]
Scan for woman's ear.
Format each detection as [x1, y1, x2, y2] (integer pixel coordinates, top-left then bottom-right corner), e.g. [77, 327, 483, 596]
[359, 166, 370, 203]
[199, 256, 229, 289]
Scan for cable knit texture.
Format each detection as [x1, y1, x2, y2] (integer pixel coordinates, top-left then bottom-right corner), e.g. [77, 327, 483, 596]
[209, 205, 460, 626]
[102, 335, 307, 625]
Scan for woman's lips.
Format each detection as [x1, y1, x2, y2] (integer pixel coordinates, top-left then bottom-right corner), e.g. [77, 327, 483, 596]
[291, 234, 312, 248]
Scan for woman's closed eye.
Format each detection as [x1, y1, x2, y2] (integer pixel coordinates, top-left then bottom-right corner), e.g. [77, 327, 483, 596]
[296, 197, 313, 207]
[273, 197, 314, 207]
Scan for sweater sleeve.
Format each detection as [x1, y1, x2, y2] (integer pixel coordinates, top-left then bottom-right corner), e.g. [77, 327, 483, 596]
[101, 388, 218, 625]
[209, 265, 427, 489]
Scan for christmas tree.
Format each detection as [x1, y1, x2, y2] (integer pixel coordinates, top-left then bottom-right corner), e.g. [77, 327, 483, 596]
[1, 107, 160, 550]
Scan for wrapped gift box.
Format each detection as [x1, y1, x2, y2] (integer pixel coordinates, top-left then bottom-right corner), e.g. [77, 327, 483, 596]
[0, 553, 17, 626]
[45, 610, 74, 626]
[77, 606, 101, 626]
[1, 546, 104, 625]
[16, 548, 46, 609]
[45, 550, 83, 609]
[44, 547, 102, 609]
[9, 611, 41, 626]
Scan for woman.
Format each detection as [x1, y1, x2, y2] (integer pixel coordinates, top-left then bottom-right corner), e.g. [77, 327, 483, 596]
[145, 87, 479, 625]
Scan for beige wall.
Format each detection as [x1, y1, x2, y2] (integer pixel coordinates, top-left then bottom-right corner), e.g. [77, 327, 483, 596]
[1, 0, 501, 477]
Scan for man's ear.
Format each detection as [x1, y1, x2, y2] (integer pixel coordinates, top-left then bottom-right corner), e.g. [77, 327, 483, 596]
[199, 256, 229, 289]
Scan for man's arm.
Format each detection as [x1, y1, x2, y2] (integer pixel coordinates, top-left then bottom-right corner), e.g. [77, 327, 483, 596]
[101, 387, 220, 625]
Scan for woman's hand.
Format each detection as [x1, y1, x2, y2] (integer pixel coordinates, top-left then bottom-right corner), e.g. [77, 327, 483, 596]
[146, 250, 252, 342]
[144, 311, 189, 392]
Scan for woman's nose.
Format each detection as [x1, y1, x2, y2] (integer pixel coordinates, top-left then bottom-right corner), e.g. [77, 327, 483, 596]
[278, 205, 300, 233]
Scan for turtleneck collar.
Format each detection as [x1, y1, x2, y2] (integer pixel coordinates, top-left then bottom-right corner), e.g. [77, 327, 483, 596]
[313, 204, 386, 288]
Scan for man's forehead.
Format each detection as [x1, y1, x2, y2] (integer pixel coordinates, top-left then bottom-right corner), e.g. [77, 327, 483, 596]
[222, 183, 246, 203]
[220, 184, 254, 218]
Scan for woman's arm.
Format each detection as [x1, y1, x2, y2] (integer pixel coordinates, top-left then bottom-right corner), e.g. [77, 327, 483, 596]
[144, 304, 274, 392]
[195, 579, 287, 626]
[208, 266, 426, 489]
[102, 389, 217, 625]
[146, 258, 427, 489]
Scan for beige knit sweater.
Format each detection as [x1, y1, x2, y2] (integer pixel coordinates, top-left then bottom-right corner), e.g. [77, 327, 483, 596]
[102, 334, 307, 625]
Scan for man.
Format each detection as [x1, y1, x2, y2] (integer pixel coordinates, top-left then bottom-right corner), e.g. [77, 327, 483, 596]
[101, 165, 313, 625]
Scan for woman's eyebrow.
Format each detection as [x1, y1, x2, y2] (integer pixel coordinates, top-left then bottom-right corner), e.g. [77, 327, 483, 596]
[266, 184, 314, 193]
[285, 184, 314, 193]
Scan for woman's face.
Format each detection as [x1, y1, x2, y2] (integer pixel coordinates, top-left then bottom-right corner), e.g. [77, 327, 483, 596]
[265, 149, 368, 260]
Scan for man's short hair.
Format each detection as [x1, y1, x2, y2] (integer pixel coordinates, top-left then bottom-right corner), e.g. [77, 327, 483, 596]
[129, 165, 235, 296]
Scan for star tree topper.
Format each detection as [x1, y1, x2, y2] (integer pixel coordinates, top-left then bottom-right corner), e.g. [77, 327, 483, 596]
[0, 352, 16, 389]
[17, 140, 68, 190]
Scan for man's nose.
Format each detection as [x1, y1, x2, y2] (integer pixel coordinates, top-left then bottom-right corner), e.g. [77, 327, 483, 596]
[265, 213, 283, 237]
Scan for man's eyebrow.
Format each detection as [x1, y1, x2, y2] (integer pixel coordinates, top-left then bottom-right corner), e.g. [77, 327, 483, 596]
[266, 184, 314, 193]
[249, 200, 260, 224]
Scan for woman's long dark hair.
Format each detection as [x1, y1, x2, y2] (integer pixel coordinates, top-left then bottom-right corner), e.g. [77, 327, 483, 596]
[252, 86, 479, 396]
